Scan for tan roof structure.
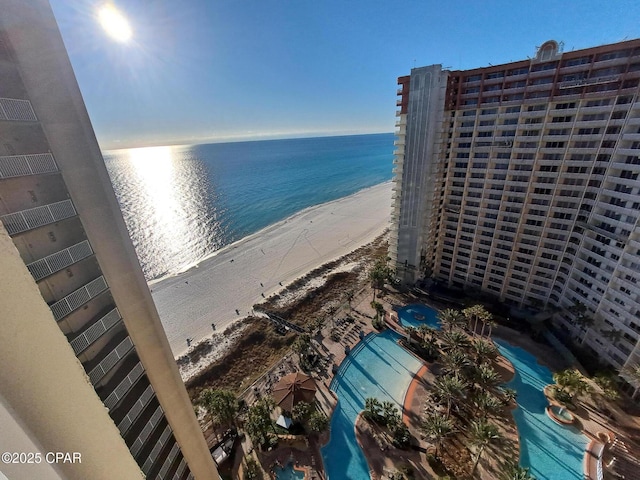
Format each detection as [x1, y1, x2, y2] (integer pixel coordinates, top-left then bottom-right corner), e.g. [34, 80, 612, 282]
[272, 372, 317, 412]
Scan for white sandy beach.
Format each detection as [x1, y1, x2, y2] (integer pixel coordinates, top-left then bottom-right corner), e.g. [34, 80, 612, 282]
[152, 182, 392, 357]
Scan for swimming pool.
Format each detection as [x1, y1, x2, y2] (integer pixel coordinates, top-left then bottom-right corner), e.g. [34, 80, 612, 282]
[274, 462, 305, 480]
[321, 330, 423, 479]
[495, 339, 588, 480]
[397, 304, 440, 330]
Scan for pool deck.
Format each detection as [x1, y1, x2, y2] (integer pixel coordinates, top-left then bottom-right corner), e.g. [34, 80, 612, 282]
[233, 287, 640, 480]
[402, 364, 429, 425]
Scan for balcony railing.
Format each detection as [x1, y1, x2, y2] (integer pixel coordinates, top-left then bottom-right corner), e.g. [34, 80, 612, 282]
[130, 405, 165, 457]
[70, 308, 122, 355]
[558, 74, 620, 89]
[0, 153, 57, 179]
[173, 459, 187, 480]
[103, 362, 145, 411]
[142, 426, 172, 473]
[1, 199, 76, 235]
[157, 442, 180, 478]
[26, 240, 93, 281]
[88, 337, 134, 385]
[0, 97, 37, 121]
[118, 384, 155, 436]
[49, 276, 108, 321]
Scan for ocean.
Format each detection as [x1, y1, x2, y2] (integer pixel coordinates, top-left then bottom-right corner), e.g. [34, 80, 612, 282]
[103, 133, 394, 281]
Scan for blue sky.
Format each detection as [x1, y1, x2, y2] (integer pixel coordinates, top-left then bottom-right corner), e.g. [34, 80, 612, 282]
[49, 0, 640, 149]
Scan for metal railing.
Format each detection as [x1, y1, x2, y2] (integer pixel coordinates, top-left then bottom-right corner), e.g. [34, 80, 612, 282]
[87, 337, 134, 385]
[69, 308, 121, 355]
[50, 276, 108, 321]
[26, 240, 93, 281]
[130, 405, 165, 457]
[1, 199, 76, 235]
[117, 384, 155, 436]
[0, 97, 37, 121]
[0, 153, 57, 178]
[103, 362, 145, 411]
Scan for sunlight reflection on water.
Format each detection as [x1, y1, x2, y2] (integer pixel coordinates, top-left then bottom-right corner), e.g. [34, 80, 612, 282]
[106, 145, 222, 280]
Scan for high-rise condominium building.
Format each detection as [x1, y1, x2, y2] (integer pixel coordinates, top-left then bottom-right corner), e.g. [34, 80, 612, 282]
[390, 39, 640, 392]
[0, 2, 219, 479]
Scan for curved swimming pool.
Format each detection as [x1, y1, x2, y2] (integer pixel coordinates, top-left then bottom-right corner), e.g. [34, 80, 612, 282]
[397, 304, 440, 330]
[495, 339, 588, 480]
[320, 330, 423, 479]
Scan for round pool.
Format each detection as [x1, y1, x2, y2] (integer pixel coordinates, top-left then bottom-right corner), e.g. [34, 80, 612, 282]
[397, 304, 440, 330]
[547, 404, 575, 425]
[274, 462, 305, 480]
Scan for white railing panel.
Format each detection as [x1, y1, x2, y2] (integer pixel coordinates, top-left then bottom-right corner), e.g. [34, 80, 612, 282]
[70, 308, 121, 354]
[1, 199, 76, 235]
[0, 153, 57, 178]
[0, 98, 37, 121]
[26, 240, 93, 281]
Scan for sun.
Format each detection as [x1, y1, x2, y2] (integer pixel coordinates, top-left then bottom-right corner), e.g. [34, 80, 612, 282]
[98, 4, 132, 43]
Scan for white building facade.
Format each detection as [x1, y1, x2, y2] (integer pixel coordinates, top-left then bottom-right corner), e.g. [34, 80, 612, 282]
[391, 40, 640, 390]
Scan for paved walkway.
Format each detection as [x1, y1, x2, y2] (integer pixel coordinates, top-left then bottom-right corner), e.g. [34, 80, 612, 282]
[402, 364, 430, 425]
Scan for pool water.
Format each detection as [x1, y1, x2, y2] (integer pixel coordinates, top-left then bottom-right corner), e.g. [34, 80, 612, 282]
[321, 330, 423, 479]
[274, 463, 305, 480]
[495, 339, 588, 480]
[397, 304, 440, 330]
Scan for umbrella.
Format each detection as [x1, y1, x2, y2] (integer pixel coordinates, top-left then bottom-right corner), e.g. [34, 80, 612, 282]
[272, 372, 317, 412]
[276, 415, 293, 429]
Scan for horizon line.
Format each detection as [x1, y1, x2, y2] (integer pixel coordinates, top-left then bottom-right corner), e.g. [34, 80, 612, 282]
[100, 130, 394, 152]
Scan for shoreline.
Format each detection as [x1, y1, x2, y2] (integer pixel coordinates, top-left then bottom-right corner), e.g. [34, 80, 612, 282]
[148, 180, 392, 287]
[151, 181, 392, 357]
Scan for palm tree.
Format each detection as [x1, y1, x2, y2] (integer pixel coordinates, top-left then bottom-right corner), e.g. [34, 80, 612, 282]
[621, 364, 640, 399]
[307, 410, 329, 433]
[433, 374, 468, 417]
[291, 401, 313, 424]
[484, 318, 499, 339]
[418, 324, 438, 343]
[442, 349, 471, 377]
[421, 411, 455, 459]
[499, 387, 517, 406]
[369, 258, 392, 300]
[500, 462, 536, 480]
[552, 369, 591, 403]
[469, 419, 502, 476]
[441, 330, 471, 352]
[292, 333, 312, 357]
[463, 305, 492, 338]
[363, 397, 382, 422]
[593, 373, 620, 401]
[381, 401, 400, 426]
[405, 326, 417, 345]
[245, 396, 276, 449]
[200, 388, 238, 431]
[475, 364, 500, 393]
[472, 338, 498, 364]
[438, 308, 464, 332]
[473, 391, 502, 419]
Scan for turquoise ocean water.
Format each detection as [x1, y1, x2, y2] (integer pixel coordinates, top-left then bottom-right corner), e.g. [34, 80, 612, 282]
[103, 133, 394, 281]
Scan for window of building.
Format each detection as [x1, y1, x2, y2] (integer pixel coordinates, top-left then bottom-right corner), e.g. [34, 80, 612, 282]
[555, 102, 577, 109]
[562, 56, 590, 67]
[552, 115, 573, 123]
